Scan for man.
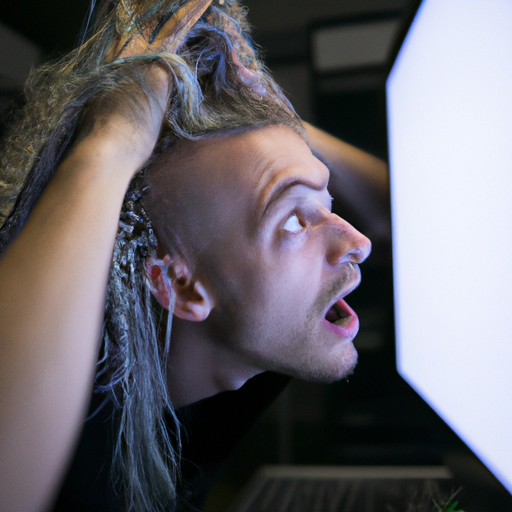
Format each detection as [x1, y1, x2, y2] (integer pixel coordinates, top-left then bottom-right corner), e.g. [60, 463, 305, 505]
[0, 1, 386, 511]
[145, 125, 370, 395]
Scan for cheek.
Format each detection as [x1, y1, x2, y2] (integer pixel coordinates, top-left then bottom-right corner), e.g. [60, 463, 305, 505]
[253, 267, 323, 338]
[274, 252, 324, 296]
[203, 245, 269, 327]
[209, 239, 325, 327]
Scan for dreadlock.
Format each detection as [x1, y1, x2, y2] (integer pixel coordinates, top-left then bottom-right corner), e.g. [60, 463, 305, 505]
[0, 1, 303, 510]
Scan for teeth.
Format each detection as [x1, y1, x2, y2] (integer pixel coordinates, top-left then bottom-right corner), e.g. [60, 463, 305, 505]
[334, 316, 351, 327]
[333, 303, 351, 326]
[325, 303, 351, 325]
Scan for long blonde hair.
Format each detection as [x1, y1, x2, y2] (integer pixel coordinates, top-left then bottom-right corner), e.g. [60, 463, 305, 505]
[0, 2, 303, 510]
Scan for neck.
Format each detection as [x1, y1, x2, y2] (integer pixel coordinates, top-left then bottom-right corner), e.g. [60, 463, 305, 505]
[166, 317, 262, 408]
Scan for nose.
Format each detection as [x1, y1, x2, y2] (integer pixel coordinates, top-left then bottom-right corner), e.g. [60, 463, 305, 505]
[325, 213, 372, 267]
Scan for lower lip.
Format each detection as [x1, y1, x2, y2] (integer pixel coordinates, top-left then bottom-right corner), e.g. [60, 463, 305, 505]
[322, 298, 359, 339]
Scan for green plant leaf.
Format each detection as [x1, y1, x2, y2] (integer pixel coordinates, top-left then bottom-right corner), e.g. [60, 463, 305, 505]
[444, 500, 465, 512]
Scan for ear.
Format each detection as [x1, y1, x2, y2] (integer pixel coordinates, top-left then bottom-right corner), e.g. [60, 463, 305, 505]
[146, 254, 214, 321]
[146, 254, 174, 310]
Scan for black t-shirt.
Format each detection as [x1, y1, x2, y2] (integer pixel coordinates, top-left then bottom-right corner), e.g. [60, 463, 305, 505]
[52, 372, 290, 512]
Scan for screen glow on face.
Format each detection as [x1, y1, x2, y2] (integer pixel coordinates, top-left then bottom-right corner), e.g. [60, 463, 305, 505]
[387, 0, 512, 495]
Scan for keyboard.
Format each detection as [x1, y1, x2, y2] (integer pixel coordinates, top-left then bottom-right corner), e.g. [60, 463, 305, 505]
[229, 465, 454, 512]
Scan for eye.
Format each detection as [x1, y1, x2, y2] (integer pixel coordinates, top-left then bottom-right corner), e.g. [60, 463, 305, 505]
[282, 213, 304, 233]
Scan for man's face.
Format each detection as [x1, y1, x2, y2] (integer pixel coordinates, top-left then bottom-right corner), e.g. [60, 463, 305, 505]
[152, 125, 371, 383]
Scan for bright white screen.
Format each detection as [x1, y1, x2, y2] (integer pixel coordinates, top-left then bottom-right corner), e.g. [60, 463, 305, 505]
[387, 0, 512, 495]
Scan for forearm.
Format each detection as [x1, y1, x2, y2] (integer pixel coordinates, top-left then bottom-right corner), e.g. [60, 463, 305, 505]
[0, 138, 136, 512]
[305, 122, 390, 239]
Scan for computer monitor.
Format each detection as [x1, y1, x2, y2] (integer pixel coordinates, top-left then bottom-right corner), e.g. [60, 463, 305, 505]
[387, 0, 512, 496]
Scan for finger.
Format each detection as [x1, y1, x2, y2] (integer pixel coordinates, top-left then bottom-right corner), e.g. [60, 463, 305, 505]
[107, 0, 214, 61]
[152, 0, 214, 51]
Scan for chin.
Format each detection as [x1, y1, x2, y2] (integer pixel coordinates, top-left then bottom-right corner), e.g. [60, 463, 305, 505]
[323, 338, 358, 382]
[290, 342, 359, 384]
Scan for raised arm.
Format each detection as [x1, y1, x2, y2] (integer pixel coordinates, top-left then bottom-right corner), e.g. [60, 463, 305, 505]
[305, 122, 391, 244]
[0, 66, 170, 512]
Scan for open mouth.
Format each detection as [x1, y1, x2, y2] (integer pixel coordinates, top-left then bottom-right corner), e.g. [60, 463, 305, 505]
[324, 299, 353, 327]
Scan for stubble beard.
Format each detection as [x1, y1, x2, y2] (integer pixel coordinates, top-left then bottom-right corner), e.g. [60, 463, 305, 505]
[270, 270, 360, 383]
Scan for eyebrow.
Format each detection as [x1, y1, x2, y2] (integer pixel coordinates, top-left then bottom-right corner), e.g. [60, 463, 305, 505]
[261, 176, 324, 219]
[258, 153, 331, 220]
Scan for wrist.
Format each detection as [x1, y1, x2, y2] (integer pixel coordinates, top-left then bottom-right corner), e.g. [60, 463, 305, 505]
[71, 126, 151, 179]
[56, 138, 141, 197]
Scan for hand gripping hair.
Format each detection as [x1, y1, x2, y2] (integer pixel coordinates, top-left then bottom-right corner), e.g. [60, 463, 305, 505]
[0, 1, 303, 510]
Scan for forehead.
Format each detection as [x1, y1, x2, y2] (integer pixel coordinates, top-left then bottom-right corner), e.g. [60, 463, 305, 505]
[173, 125, 329, 198]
